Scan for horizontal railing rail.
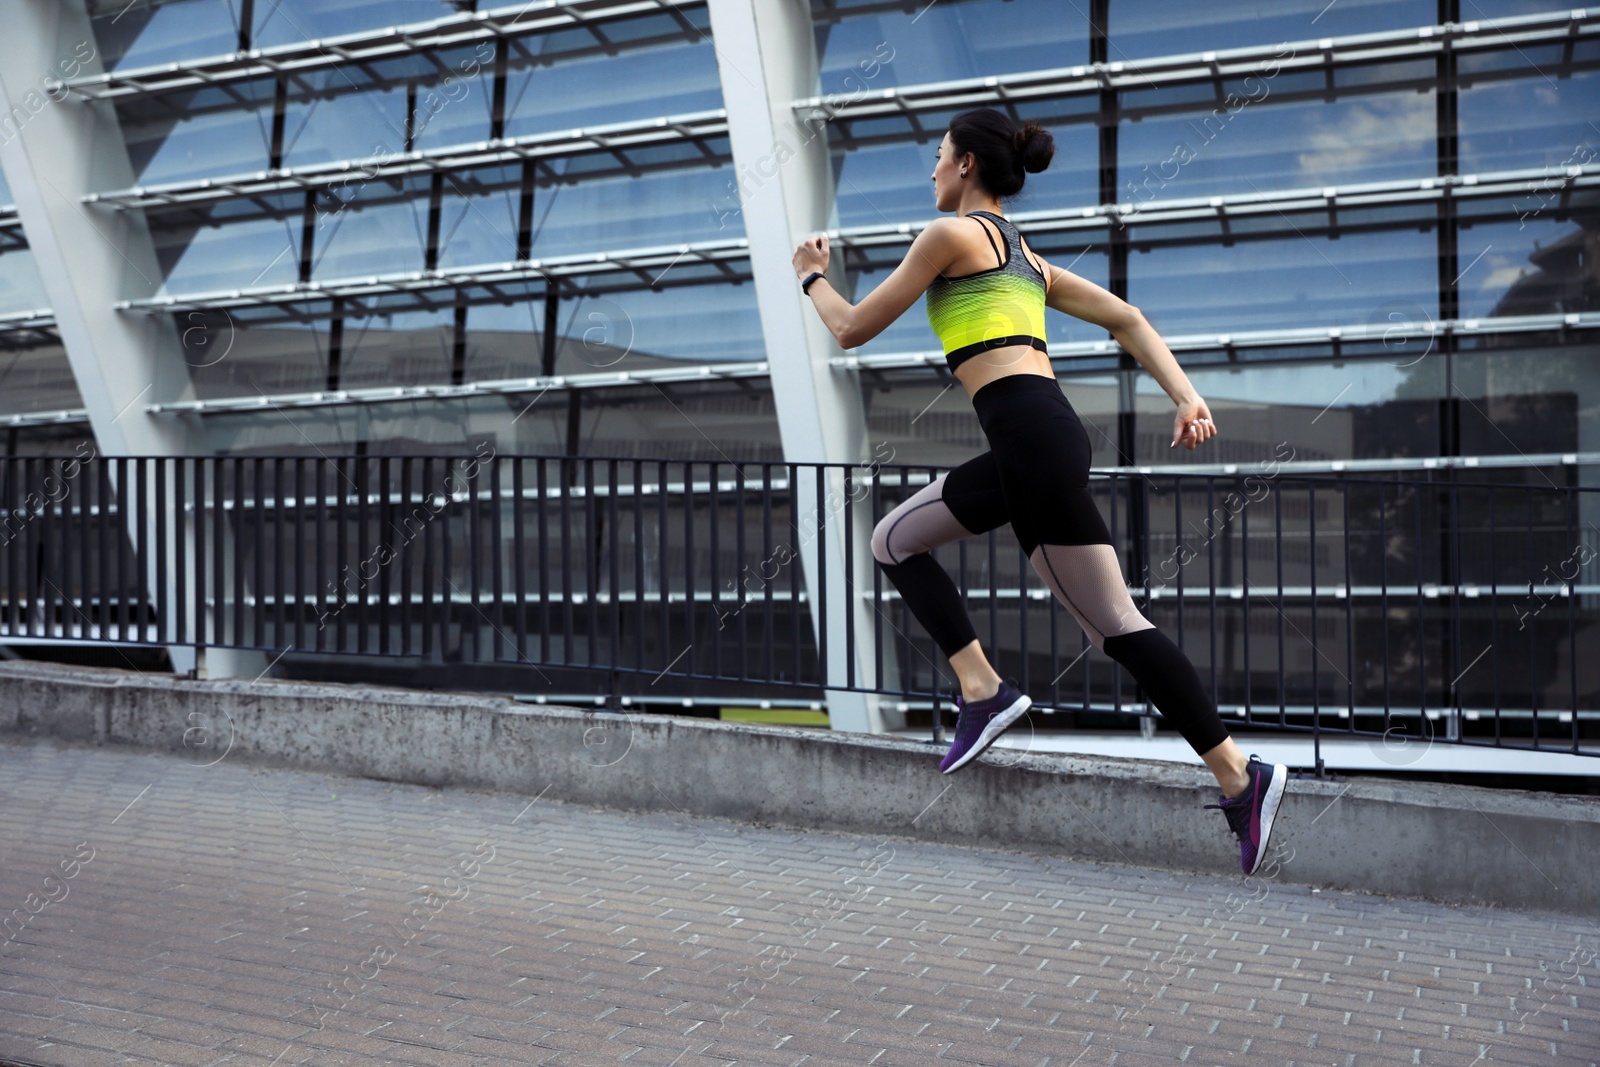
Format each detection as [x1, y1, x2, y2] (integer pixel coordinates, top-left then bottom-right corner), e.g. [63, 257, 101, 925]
[1, 453, 1594, 770]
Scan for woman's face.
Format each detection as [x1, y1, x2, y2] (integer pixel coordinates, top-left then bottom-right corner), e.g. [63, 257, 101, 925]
[931, 132, 966, 213]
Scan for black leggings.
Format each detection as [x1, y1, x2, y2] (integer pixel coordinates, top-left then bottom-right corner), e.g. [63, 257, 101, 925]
[870, 374, 1230, 757]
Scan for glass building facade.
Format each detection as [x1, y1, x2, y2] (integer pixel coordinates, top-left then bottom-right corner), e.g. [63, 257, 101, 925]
[0, 0, 1596, 723]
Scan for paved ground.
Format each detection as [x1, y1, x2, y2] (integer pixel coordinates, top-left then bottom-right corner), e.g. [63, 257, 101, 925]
[0, 738, 1595, 1067]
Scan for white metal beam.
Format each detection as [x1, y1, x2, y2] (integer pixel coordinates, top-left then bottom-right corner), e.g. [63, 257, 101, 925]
[704, 0, 896, 734]
[0, 0, 262, 677]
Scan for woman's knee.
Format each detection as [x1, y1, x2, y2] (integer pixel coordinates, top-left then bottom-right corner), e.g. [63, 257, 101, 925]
[870, 514, 900, 566]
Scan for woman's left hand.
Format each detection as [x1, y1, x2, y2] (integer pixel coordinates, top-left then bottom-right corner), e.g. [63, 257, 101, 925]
[1172, 397, 1218, 450]
[792, 234, 829, 279]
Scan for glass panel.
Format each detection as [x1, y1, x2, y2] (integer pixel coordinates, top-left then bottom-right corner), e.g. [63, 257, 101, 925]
[151, 195, 301, 294]
[814, 0, 1088, 91]
[1133, 356, 1447, 465]
[310, 176, 428, 282]
[282, 77, 408, 170]
[90, 0, 240, 72]
[1108, 0, 1433, 60]
[116, 82, 275, 184]
[0, 338, 82, 416]
[862, 378, 988, 469]
[1461, 0, 1587, 19]
[525, 166, 734, 259]
[1455, 346, 1600, 458]
[409, 44, 497, 153]
[1056, 373, 1123, 469]
[560, 283, 763, 368]
[438, 166, 520, 271]
[253, 0, 462, 50]
[1456, 208, 1600, 320]
[195, 392, 558, 454]
[1458, 70, 1600, 175]
[337, 306, 455, 390]
[464, 301, 545, 383]
[1120, 89, 1436, 201]
[1126, 227, 1438, 335]
[503, 39, 721, 140]
[831, 125, 1099, 226]
[1037, 245, 1113, 349]
[0, 249, 49, 314]
[579, 383, 782, 462]
[0, 168, 10, 206]
[184, 309, 330, 399]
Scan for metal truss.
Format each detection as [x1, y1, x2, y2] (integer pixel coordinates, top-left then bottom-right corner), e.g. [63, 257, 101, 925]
[145, 358, 772, 416]
[131, 310, 1599, 419]
[110, 157, 1595, 323]
[62, 0, 709, 102]
[87, 110, 730, 214]
[823, 165, 1600, 256]
[796, 10, 1600, 130]
[835, 311, 1600, 374]
[116, 235, 751, 319]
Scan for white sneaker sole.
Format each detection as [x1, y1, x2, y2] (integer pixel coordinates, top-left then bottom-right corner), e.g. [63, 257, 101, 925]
[1246, 763, 1289, 875]
[941, 694, 1032, 775]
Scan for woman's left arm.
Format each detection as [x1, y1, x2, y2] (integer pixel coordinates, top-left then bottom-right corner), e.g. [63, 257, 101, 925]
[793, 220, 958, 350]
[1042, 260, 1218, 450]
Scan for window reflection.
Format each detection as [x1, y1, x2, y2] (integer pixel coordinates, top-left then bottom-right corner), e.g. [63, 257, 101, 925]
[1120, 90, 1435, 201]
[185, 308, 330, 400]
[252, 0, 463, 50]
[0, 338, 82, 416]
[1134, 357, 1446, 465]
[282, 76, 408, 170]
[1127, 228, 1437, 335]
[830, 124, 1098, 227]
[465, 301, 544, 383]
[311, 177, 428, 281]
[1458, 70, 1600, 175]
[90, 0, 240, 72]
[1456, 348, 1598, 458]
[524, 167, 735, 259]
[579, 383, 782, 462]
[503, 39, 721, 141]
[1458, 201, 1600, 320]
[338, 306, 454, 390]
[815, 0, 1087, 91]
[559, 285, 763, 367]
[1108, 0, 1430, 60]
[0, 250, 49, 314]
[438, 167, 520, 271]
[117, 83, 275, 184]
[151, 196, 301, 293]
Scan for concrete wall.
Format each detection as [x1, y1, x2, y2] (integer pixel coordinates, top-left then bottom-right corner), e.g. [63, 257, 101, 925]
[1, 660, 1595, 914]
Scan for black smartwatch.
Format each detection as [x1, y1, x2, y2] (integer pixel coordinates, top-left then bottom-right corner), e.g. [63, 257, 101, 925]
[800, 270, 826, 295]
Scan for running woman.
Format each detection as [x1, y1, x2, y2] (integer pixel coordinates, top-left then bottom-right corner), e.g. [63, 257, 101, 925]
[792, 108, 1286, 874]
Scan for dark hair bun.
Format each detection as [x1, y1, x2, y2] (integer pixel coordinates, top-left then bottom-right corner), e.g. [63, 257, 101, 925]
[1016, 122, 1054, 174]
[948, 108, 1053, 198]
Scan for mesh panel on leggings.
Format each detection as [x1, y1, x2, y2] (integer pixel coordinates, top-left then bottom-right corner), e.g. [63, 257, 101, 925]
[870, 474, 976, 565]
[1027, 543, 1154, 649]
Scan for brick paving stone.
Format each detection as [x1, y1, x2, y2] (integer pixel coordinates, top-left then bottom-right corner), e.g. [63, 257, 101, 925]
[1, 738, 1597, 1067]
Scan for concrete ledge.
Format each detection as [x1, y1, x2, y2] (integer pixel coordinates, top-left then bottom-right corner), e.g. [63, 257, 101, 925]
[1, 660, 1596, 914]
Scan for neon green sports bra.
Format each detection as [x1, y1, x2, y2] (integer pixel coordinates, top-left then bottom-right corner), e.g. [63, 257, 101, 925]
[925, 210, 1049, 372]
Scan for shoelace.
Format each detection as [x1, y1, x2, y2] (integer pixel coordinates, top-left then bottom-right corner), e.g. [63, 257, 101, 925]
[1204, 795, 1253, 840]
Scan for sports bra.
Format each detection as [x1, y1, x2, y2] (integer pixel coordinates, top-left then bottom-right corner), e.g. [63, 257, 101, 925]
[925, 210, 1049, 373]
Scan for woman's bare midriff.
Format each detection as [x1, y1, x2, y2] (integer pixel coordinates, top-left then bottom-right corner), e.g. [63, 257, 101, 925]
[952, 345, 1056, 398]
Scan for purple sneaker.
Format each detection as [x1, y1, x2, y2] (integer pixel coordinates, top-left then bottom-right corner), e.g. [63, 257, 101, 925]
[939, 681, 1031, 774]
[1206, 755, 1288, 875]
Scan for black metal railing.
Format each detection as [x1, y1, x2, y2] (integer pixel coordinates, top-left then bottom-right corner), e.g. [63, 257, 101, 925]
[1, 453, 1595, 767]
